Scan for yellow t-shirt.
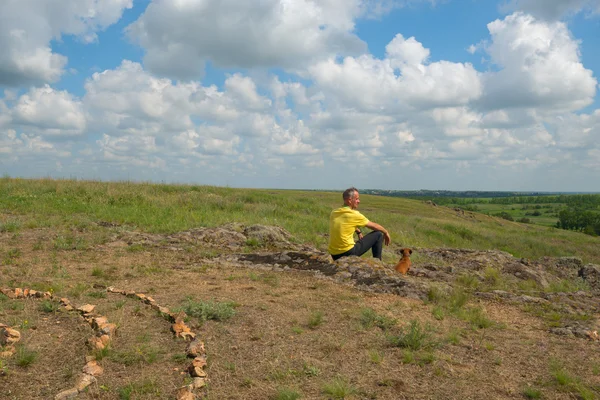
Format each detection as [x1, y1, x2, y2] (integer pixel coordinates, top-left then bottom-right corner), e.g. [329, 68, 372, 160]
[328, 206, 370, 255]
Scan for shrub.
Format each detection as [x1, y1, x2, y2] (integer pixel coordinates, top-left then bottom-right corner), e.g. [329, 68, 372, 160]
[359, 308, 397, 331]
[389, 320, 435, 351]
[182, 298, 237, 323]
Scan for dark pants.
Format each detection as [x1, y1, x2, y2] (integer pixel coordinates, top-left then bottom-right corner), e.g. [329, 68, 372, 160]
[331, 231, 384, 261]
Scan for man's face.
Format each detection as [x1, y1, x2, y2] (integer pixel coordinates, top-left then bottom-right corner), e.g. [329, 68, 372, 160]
[348, 192, 360, 209]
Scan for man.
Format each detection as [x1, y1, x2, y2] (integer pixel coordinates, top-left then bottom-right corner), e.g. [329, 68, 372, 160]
[328, 187, 391, 261]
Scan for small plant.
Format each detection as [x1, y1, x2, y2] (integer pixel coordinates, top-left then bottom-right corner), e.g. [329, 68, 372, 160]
[16, 345, 38, 367]
[302, 363, 320, 377]
[53, 234, 87, 250]
[359, 308, 397, 331]
[91, 267, 107, 278]
[109, 345, 161, 365]
[307, 310, 324, 329]
[389, 320, 435, 351]
[182, 298, 237, 323]
[455, 274, 479, 290]
[523, 386, 542, 399]
[0, 221, 21, 233]
[118, 379, 160, 400]
[460, 306, 493, 329]
[87, 290, 107, 299]
[322, 377, 357, 399]
[273, 387, 301, 400]
[39, 300, 59, 313]
[546, 278, 590, 293]
[368, 350, 383, 364]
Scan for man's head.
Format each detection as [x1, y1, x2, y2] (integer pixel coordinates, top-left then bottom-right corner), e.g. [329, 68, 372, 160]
[343, 187, 360, 209]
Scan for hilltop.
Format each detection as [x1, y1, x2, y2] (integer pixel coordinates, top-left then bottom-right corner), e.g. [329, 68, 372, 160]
[0, 178, 599, 399]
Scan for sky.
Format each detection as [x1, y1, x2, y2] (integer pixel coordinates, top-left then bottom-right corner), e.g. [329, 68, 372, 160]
[1, 0, 599, 192]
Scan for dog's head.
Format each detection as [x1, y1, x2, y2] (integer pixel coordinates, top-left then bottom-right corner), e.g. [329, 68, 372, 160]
[400, 248, 413, 257]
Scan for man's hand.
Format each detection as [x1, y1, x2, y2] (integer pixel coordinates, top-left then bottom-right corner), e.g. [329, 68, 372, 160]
[383, 231, 391, 246]
[356, 230, 364, 240]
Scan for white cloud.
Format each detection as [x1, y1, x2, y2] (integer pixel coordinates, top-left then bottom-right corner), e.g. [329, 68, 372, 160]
[0, 0, 132, 86]
[309, 34, 482, 112]
[11, 85, 86, 137]
[501, 0, 600, 20]
[126, 0, 371, 80]
[477, 12, 597, 111]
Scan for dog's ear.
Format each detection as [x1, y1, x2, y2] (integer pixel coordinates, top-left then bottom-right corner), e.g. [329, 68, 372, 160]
[409, 249, 413, 255]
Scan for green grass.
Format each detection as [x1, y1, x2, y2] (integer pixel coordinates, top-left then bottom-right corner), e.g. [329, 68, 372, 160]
[307, 310, 324, 329]
[388, 319, 436, 351]
[181, 298, 237, 323]
[273, 387, 302, 400]
[522, 386, 542, 399]
[1, 178, 599, 263]
[15, 345, 38, 367]
[118, 379, 160, 400]
[322, 377, 357, 399]
[359, 308, 397, 331]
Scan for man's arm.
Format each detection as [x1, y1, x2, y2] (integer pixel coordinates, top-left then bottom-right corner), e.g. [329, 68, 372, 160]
[365, 221, 391, 245]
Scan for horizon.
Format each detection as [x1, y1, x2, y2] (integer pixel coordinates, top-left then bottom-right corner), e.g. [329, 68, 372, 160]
[1, 0, 600, 192]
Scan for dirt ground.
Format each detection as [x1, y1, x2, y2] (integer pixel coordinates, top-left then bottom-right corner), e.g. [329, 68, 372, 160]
[1, 227, 599, 400]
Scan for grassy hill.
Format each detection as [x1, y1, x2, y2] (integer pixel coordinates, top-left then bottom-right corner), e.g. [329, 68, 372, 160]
[1, 177, 599, 264]
[1, 178, 599, 400]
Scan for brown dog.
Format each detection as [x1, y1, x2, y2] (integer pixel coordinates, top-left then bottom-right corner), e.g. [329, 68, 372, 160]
[395, 248, 413, 275]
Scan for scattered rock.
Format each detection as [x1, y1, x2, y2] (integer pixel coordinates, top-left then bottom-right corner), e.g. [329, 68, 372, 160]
[77, 304, 96, 314]
[0, 327, 21, 346]
[186, 340, 206, 358]
[82, 360, 104, 376]
[55, 388, 79, 400]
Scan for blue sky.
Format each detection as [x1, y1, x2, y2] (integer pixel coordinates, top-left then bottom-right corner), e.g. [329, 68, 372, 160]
[1, 0, 599, 191]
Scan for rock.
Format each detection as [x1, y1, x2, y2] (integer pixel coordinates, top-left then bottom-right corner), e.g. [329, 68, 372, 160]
[191, 377, 207, 389]
[188, 356, 208, 377]
[77, 304, 96, 314]
[176, 387, 196, 400]
[579, 264, 600, 291]
[55, 388, 79, 399]
[91, 317, 109, 330]
[0, 327, 21, 346]
[0, 345, 15, 358]
[87, 334, 111, 350]
[75, 373, 97, 391]
[185, 340, 205, 358]
[83, 360, 104, 376]
[172, 321, 195, 340]
[543, 256, 583, 279]
[98, 323, 117, 337]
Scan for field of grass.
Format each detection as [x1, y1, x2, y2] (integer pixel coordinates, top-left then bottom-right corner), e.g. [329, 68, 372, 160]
[1, 178, 599, 399]
[1, 177, 599, 264]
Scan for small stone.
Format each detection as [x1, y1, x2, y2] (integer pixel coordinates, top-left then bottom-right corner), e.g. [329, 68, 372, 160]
[135, 293, 147, 301]
[145, 296, 155, 303]
[64, 305, 74, 311]
[186, 340, 205, 358]
[85, 355, 96, 363]
[60, 298, 71, 306]
[191, 377, 207, 389]
[188, 356, 208, 377]
[75, 373, 97, 391]
[14, 288, 24, 298]
[176, 386, 195, 400]
[83, 360, 104, 376]
[98, 323, 117, 337]
[0, 345, 16, 358]
[91, 317, 109, 330]
[77, 304, 96, 314]
[125, 290, 136, 297]
[1, 327, 21, 346]
[55, 388, 79, 399]
[172, 321, 195, 340]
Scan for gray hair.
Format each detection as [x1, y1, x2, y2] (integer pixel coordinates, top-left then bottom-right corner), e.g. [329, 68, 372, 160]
[342, 187, 358, 202]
